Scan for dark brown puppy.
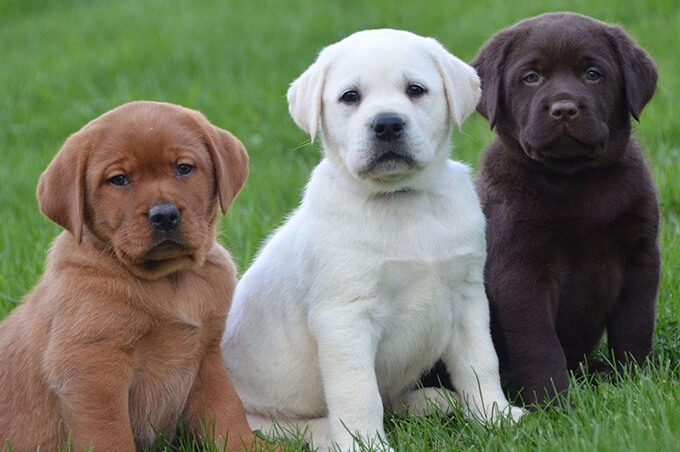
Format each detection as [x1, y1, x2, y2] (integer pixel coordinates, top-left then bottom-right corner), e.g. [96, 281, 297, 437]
[0, 101, 258, 451]
[473, 13, 660, 406]
[422, 13, 660, 405]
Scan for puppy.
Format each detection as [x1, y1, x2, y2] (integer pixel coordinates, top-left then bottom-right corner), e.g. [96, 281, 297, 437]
[222, 29, 523, 451]
[472, 13, 659, 405]
[0, 101, 256, 451]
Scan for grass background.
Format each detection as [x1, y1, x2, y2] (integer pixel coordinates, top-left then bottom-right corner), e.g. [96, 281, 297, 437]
[1, 0, 679, 450]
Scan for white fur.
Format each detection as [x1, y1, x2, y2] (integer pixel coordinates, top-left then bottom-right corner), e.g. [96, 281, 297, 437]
[223, 29, 523, 451]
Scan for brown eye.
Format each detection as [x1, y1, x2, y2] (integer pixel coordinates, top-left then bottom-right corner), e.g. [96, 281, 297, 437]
[340, 90, 360, 104]
[109, 174, 129, 186]
[585, 69, 602, 81]
[523, 72, 541, 84]
[175, 164, 194, 176]
[406, 84, 426, 98]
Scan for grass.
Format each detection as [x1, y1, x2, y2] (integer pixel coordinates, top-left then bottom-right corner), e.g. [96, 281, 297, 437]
[1, 0, 679, 450]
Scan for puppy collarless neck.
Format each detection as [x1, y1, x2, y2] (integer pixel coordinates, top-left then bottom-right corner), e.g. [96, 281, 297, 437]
[369, 187, 419, 200]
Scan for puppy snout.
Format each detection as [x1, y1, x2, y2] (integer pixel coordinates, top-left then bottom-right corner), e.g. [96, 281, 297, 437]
[148, 202, 181, 231]
[550, 100, 579, 122]
[372, 114, 405, 142]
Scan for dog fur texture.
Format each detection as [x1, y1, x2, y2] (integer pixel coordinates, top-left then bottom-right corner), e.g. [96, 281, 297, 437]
[470, 13, 659, 406]
[0, 101, 256, 451]
[222, 29, 523, 451]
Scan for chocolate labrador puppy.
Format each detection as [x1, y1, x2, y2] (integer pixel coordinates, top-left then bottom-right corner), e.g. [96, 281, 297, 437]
[423, 13, 660, 406]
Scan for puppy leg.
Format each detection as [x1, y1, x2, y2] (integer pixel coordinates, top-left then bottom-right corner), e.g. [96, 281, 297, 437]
[486, 257, 570, 407]
[443, 277, 524, 422]
[309, 302, 392, 452]
[184, 344, 256, 451]
[43, 342, 136, 451]
[607, 241, 660, 367]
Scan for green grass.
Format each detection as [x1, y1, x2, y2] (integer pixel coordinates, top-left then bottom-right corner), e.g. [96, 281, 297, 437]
[1, 0, 679, 450]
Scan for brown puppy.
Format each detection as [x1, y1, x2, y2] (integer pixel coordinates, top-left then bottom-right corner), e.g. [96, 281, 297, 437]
[0, 101, 256, 450]
[471, 13, 660, 406]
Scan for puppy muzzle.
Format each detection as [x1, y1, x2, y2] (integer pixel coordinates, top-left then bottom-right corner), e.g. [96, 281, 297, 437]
[357, 113, 420, 177]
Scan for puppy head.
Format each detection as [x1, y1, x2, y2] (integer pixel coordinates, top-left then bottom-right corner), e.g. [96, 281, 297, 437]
[287, 29, 480, 192]
[473, 13, 657, 173]
[37, 101, 248, 279]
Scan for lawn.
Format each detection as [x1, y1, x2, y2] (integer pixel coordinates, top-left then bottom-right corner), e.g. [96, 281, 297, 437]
[1, 0, 679, 450]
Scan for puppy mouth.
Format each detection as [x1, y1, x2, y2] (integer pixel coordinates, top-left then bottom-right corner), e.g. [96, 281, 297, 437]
[143, 238, 192, 260]
[374, 150, 416, 165]
[118, 237, 193, 269]
[360, 149, 419, 179]
[130, 240, 199, 277]
[527, 135, 600, 172]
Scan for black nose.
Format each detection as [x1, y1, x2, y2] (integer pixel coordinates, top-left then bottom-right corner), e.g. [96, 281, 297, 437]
[372, 114, 406, 141]
[148, 203, 181, 231]
[550, 100, 579, 122]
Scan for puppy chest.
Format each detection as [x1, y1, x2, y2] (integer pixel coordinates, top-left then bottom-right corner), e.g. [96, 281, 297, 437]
[373, 259, 463, 365]
[558, 239, 626, 315]
[374, 252, 470, 301]
[128, 322, 203, 441]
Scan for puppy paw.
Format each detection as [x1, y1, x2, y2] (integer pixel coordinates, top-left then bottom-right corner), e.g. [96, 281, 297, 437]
[468, 401, 526, 424]
[508, 405, 526, 422]
[488, 403, 526, 423]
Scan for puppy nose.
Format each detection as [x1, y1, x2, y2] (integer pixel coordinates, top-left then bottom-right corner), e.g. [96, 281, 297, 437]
[550, 100, 579, 122]
[148, 203, 181, 231]
[372, 114, 405, 141]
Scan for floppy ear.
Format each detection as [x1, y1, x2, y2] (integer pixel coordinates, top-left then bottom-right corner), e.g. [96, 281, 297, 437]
[37, 129, 90, 244]
[205, 125, 249, 214]
[607, 26, 658, 121]
[471, 29, 514, 129]
[429, 39, 481, 129]
[286, 50, 330, 143]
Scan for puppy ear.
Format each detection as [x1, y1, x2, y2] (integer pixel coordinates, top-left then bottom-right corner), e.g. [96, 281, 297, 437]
[429, 39, 481, 129]
[607, 26, 658, 121]
[471, 29, 514, 129]
[37, 129, 90, 244]
[205, 126, 249, 214]
[287, 51, 329, 143]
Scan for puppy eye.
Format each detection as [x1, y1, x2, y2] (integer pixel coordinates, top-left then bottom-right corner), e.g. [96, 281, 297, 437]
[406, 84, 426, 98]
[175, 164, 194, 176]
[109, 174, 129, 187]
[340, 90, 360, 104]
[523, 72, 542, 84]
[584, 69, 602, 81]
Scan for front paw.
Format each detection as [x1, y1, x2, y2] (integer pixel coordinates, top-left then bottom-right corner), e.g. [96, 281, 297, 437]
[471, 402, 526, 424]
[508, 405, 526, 422]
[490, 404, 526, 423]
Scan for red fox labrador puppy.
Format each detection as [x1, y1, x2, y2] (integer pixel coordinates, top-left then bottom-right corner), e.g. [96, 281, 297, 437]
[0, 101, 256, 451]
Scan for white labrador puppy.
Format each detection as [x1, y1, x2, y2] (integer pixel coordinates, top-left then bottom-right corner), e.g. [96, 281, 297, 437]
[222, 29, 523, 451]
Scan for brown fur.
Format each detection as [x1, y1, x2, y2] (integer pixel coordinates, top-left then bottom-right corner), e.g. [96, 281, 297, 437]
[0, 101, 257, 451]
[474, 13, 660, 406]
[422, 13, 660, 407]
